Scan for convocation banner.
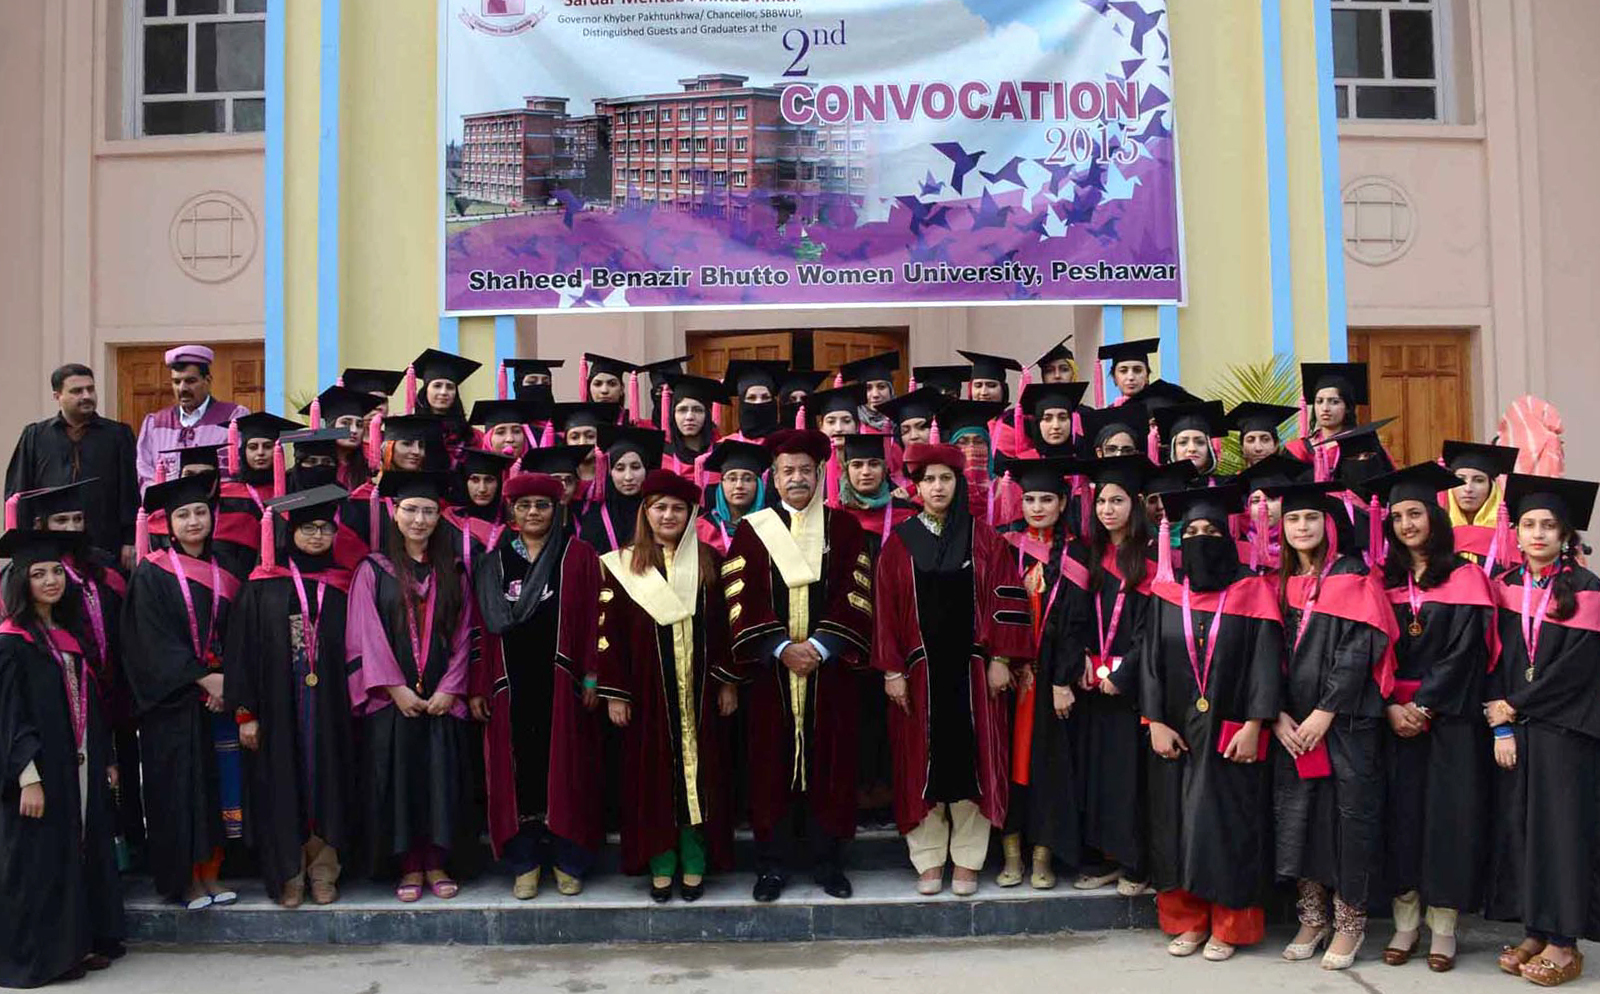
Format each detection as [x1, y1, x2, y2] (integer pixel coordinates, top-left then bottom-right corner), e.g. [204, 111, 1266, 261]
[442, 0, 1185, 314]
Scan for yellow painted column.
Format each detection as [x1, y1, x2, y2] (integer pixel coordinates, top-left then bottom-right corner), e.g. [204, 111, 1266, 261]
[283, 0, 321, 411]
[1281, 0, 1335, 362]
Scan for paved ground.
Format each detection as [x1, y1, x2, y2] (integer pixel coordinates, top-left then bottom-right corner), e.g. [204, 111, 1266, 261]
[67, 921, 1543, 994]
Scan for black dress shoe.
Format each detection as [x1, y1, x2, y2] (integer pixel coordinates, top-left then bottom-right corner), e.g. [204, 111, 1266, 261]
[649, 882, 673, 903]
[679, 880, 705, 903]
[752, 873, 785, 903]
[816, 870, 853, 899]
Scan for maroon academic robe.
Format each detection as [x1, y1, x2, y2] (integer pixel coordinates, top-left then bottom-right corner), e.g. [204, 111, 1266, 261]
[871, 517, 1038, 833]
[724, 505, 874, 841]
[471, 536, 604, 856]
[595, 554, 737, 875]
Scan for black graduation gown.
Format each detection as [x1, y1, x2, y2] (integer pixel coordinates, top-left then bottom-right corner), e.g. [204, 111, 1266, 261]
[1381, 560, 1493, 911]
[920, 561, 981, 803]
[1026, 541, 1090, 859]
[4, 413, 141, 557]
[121, 554, 230, 901]
[0, 630, 124, 989]
[1139, 573, 1282, 909]
[1273, 555, 1391, 908]
[1484, 565, 1600, 940]
[482, 540, 559, 819]
[1071, 550, 1154, 875]
[347, 557, 474, 874]
[222, 566, 356, 900]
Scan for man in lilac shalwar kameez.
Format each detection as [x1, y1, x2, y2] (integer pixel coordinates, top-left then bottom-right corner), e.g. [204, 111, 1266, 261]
[135, 345, 251, 490]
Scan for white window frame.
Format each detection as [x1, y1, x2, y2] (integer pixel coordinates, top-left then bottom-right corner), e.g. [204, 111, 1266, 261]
[1331, 0, 1452, 123]
[127, 0, 267, 137]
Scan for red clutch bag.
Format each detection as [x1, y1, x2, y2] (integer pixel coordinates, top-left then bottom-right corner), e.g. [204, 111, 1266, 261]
[1294, 740, 1333, 779]
[1217, 720, 1270, 761]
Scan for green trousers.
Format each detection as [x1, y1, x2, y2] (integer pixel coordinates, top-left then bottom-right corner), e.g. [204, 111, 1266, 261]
[648, 826, 708, 878]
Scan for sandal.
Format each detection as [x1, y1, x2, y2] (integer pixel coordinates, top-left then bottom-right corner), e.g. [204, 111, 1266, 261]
[1167, 932, 1207, 957]
[396, 873, 424, 903]
[1522, 950, 1584, 987]
[1501, 943, 1542, 976]
[429, 877, 460, 900]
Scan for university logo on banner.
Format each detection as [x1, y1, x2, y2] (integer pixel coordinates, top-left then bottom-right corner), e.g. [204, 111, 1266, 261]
[441, 0, 1186, 314]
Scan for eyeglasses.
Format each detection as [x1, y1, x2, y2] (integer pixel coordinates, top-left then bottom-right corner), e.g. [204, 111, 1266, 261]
[395, 504, 441, 519]
[512, 499, 555, 514]
[295, 522, 338, 536]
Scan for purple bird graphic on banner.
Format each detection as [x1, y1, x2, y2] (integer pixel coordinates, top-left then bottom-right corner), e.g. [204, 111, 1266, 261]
[933, 142, 986, 193]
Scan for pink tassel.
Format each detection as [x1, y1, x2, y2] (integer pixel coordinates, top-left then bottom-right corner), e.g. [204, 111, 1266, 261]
[1013, 368, 1031, 447]
[1490, 500, 1513, 571]
[540, 420, 555, 448]
[711, 401, 723, 431]
[1298, 397, 1311, 445]
[1313, 443, 1328, 483]
[366, 414, 384, 472]
[929, 417, 940, 444]
[259, 510, 275, 569]
[590, 447, 609, 503]
[3, 494, 18, 531]
[629, 371, 642, 425]
[522, 425, 538, 452]
[1079, 481, 1091, 533]
[404, 365, 417, 414]
[579, 356, 590, 401]
[154, 459, 168, 485]
[908, 373, 918, 392]
[1147, 423, 1161, 464]
[335, 374, 345, 388]
[833, 369, 844, 389]
[497, 364, 508, 400]
[272, 441, 287, 498]
[825, 450, 842, 508]
[694, 451, 709, 491]
[882, 495, 893, 538]
[1156, 514, 1173, 583]
[989, 470, 1011, 526]
[1367, 495, 1383, 568]
[1250, 501, 1266, 571]
[369, 499, 380, 551]
[660, 383, 674, 436]
[1093, 360, 1106, 408]
[227, 419, 241, 477]
[309, 399, 322, 431]
[794, 402, 806, 430]
[135, 509, 150, 561]
[961, 381, 970, 400]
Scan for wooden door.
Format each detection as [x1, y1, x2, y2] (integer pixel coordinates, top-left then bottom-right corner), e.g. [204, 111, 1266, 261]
[812, 328, 910, 395]
[116, 342, 266, 425]
[1349, 329, 1471, 467]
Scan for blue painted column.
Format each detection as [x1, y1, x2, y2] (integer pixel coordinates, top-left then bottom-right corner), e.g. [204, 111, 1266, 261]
[438, 316, 461, 352]
[1313, 0, 1350, 361]
[316, 0, 343, 388]
[263, 0, 285, 413]
[1261, 0, 1296, 358]
[1100, 304, 1124, 399]
[1157, 305, 1180, 383]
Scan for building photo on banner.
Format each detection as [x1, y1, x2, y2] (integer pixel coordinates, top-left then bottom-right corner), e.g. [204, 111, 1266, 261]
[4, 0, 1600, 982]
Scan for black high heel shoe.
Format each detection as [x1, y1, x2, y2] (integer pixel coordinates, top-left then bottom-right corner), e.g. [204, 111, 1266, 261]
[649, 877, 674, 903]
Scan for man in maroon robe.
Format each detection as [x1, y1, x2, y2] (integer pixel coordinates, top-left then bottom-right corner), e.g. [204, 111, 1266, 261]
[724, 429, 873, 902]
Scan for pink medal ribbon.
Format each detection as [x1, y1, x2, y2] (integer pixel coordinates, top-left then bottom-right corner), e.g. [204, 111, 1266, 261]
[61, 561, 107, 665]
[172, 553, 223, 662]
[1521, 569, 1558, 682]
[43, 630, 88, 759]
[1292, 558, 1338, 650]
[288, 560, 328, 688]
[1093, 586, 1127, 680]
[601, 501, 618, 551]
[1405, 573, 1425, 636]
[1181, 580, 1229, 712]
[404, 569, 437, 696]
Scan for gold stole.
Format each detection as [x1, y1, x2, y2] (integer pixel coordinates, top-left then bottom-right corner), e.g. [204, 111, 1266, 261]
[600, 547, 703, 824]
[744, 505, 824, 789]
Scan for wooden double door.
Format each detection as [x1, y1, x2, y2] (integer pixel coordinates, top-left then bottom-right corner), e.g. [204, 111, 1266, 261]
[116, 342, 265, 426]
[1349, 328, 1472, 466]
[688, 327, 908, 434]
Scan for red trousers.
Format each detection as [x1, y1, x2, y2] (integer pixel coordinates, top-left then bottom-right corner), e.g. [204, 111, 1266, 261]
[1157, 889, 1265, 946]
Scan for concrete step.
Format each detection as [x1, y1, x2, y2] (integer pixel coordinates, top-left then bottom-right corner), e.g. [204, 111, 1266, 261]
[124, 869, 1155, 946]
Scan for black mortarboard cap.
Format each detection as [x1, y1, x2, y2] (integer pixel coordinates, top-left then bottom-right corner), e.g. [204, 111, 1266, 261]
[841, 434, 891, 463]
[1301, 361, 1369, 406]
[956, 350, 1024, 383]
[1079, 403, 1149, 449]
[1442, 440, 1520, 478]
[467, 399, 541, 429]
[460, 448, 516, 479]
[840, 351, 900, 385]
[0, 528, 76, 566]
[1236, 453, 1311, 493]
[1159, 484, 1245, 530]
[1363, 462, 1463, 508]
[1227, 402, 1299, 438]
[1087, 454, 1156, 496]
[143, 472, 217, 515]
[518, 445, 590, 477]
[233, 412, 301, 442]
[935, 399, 1005, 437]
[549, 402, 620, 434]
[341, 368, 405, 396]
[1262, 480, 1346, 517]
[877, 387, 949, 427]
[910, 364, 972, 396]
[722, 359, 789, 398]
[1317, 417, 1395, 456]
[503, 357, 564, 381]
[1153, 400, 1227, 444]
[1035, 337, 1075, 368]
[995, 456, 1077, 494]
[640, 355, 691, 388]
[1137, 379, 1200, 413]
[1503, 474, 1599, 532]
[1147, 460, 1198, 496]
[160, 443, 225, 470]
[380, 415, 445, 445]
[304, 386, 383, 423]
[266, 484, 349, 528]
[582, 353, 638, 380]
[704, 440, 772, 476]
[806, 384, 868, 420]
[376, 470, 452, 503]
[1097, 337, 1160, 365]
[411, 348, 482, 386]
[777, 369, 831, 399]
[661, 374, 729, 410]
[1020, 381, 1089, 418]
[598, 425, 666, 468]
[19, 480, 94, 521]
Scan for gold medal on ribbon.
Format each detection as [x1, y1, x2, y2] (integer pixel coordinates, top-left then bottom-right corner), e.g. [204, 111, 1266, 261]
[1408, 620, 1423, 637]
[305, 672, 320, 688]
[1526, 666, 1536, 683]
[1195, 696, 1210, 713]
